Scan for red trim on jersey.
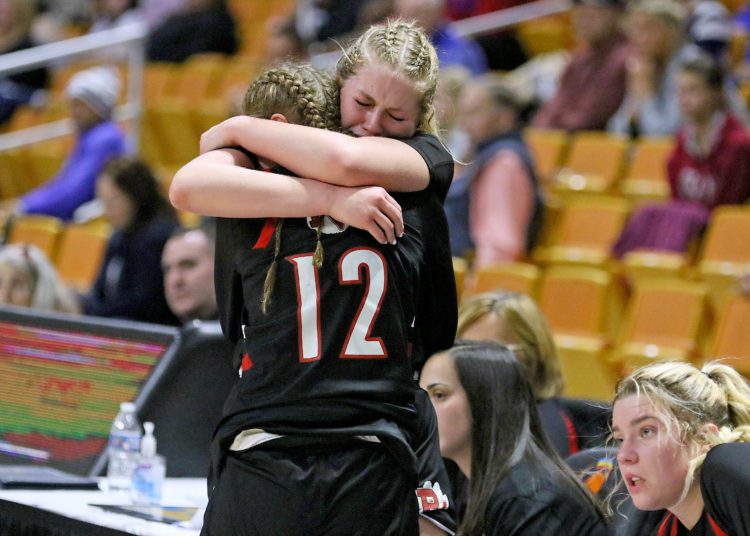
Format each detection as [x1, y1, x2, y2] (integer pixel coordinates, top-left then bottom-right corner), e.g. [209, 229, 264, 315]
[241, 353, 253, 372]
[657, 513, 678, 536]
[561, 410, 579, 456]
[338, 247, 388, 359]
[708, 515, 729, 536]
[658, 511, 729, 535]
[287, 253, 322, 363]
[253, 218, 278, 249]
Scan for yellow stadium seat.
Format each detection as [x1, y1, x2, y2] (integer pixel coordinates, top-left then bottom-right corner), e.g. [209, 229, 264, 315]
[612, 278, 708, 372]
[7, 215, 64, 258]
[697, 205, 750, 297]
[453, 257, 468, 302]
[463, 262, 540, 300]
[538, 265, 623, 343]
[532, 195, 630, 268]
[553, 131, 629, 196]
[556, 338, 619, 401]
[54, 222, 111, 292]
[707, 292, 750, 376]
[524, 128, 568, 185]
[622, 249, 689, 284]
[619, 136, 673, 204]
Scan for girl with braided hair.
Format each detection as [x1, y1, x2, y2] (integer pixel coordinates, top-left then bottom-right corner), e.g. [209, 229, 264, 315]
[612, 360, 750, 535]
[172, 18, 453, 222]
[194, 58, 456, 535]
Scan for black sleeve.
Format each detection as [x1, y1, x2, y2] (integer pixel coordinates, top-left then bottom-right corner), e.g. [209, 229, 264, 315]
[410, 193, 457, 373]
[400, 132, 455, 204]
[415, 388, 457, 535]
[701, 442, 750, 535]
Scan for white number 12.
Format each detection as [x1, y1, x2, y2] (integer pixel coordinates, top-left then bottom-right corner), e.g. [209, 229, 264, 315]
[288, 247, 388, 362]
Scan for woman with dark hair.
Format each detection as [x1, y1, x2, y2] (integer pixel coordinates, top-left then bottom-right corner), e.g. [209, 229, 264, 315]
[82, 157, 180, 325]
[420, 340, 609, 535]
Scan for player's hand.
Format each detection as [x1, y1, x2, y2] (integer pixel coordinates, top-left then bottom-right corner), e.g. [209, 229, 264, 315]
[329, 186, 404, 245]
[199, 117, 244, 155]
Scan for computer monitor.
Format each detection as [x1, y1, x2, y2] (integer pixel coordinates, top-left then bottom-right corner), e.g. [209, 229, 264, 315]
[0, 305, 180, 477]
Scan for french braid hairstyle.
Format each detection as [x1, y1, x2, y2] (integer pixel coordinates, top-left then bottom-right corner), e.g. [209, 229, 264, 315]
[337, 18, 440, 136]
[241, 64, 340, 313]
[611, 360, 750, 507]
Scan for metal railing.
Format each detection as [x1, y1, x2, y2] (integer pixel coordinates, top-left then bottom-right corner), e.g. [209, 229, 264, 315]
[0, 22, 148, 151]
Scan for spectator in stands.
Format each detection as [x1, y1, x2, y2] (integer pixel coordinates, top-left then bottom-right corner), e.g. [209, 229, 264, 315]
[608, 0, 689, 137]
[0, 66, 127, 223]
[89, 0, 141, 32]
[161, 223, 218, 324]
[0, 0, 49, 123]
[613, 54, 750, 257]
[457, 291, 611, 459]
[420, 340, 609, 534]
[435, 65, 471, 162]
[531, 0, 630, 132]
[146, 0, 238, 63]
[445, 76, 543, 266]
[83, 157, 180, 325]
[394, 0, 488, 75]
[87, 0, 144, 62]
[0, 243, 79, 314]
[612, 360, 750, 534]
[263, 16, 308, 64]
[291, 0, 371, 49]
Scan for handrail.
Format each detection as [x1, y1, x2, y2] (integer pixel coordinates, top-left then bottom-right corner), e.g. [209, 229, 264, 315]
[0, 23, 147, 152]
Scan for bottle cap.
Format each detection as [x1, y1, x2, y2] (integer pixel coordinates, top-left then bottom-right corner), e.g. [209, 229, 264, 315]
[141, 422, 156, 457]
[120, 402, 136, 412]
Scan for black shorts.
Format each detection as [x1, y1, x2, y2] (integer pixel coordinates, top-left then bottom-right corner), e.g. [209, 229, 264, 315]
[200, 439, 419, 536]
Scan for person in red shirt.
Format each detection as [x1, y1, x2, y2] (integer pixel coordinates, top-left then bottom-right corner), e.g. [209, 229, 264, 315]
[532, 0, 630, 132]
[614, 53, 750, 258]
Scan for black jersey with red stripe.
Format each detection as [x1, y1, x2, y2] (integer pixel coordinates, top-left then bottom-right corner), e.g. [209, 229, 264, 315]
[213, 190, 455, 475]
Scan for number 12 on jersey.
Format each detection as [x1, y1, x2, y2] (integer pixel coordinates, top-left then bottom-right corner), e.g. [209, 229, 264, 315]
[288, 247, 388, 362]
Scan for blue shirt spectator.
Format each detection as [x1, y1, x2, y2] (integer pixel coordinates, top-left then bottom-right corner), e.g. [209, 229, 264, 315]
[395, 0, 489, 75]
[20, 120, 127, 220]
[433, 23, 489, 75]
[3, 66, 127, 221]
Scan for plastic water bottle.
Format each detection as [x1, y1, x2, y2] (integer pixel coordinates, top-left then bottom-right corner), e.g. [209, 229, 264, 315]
[107, 402, 142, 492]
[131, 422, 166, 505]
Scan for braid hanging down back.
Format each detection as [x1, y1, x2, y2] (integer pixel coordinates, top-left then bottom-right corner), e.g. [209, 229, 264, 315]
[242, 64, 339, 313]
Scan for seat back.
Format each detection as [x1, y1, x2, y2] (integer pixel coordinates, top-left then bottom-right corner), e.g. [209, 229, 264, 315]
[620, 136, 673, 202]
[700, 205, 750, 265]
[708, 293, 750, 376]
[555, 132, 629, 193]
[7, 215, 64, 259]
[617, 279, 708, 355]
[524, 127, 568, 183]
[551, 195, 631, 251]
[55, 223, 112, 292]
[464, 262, 540, 300]
[539, 265, 620, 340]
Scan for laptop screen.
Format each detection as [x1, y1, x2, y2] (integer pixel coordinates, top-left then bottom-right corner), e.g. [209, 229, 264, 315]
[0, 306, 179, 476]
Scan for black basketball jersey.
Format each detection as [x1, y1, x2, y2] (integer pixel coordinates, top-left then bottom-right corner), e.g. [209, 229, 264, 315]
[214, 199, 439, 461]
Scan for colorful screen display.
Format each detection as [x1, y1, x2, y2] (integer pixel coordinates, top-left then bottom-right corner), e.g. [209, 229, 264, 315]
[0, 309, 178, 476]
